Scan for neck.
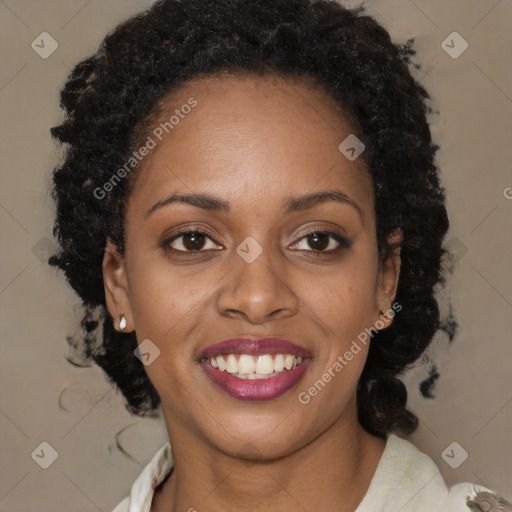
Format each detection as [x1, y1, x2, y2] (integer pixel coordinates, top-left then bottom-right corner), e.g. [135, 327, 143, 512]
[153, 400, 386, 512]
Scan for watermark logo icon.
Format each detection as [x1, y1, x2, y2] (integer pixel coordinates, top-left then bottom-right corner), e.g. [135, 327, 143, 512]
[442, 441, 468, 469]
[32, 237, 58, 263]
[441, 32, 468, 59]
[31, 442, 58, 469]
[338, 134, 365, 161]
[444, 236, 468, 262]
[31, 32, 58, 59]
[134, 339, 161, 366]
[236, 236, 263, 264]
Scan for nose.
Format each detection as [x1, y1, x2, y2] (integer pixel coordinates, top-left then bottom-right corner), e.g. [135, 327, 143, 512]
[216, 242, 300, 324]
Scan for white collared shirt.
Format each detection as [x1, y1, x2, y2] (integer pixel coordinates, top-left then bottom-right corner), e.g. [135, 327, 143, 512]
[112, 433, 505, 511]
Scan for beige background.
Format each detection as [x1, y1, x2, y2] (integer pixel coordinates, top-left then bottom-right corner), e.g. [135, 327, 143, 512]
[1, 0, 511, 510]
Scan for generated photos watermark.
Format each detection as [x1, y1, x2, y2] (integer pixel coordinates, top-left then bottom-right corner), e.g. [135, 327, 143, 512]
[298, 302, 402, 405]
[93, 97, 197, 200]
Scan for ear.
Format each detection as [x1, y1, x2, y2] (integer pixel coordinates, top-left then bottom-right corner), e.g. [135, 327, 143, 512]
[102, 239, 134, 332]
[374, 228, 402, 330]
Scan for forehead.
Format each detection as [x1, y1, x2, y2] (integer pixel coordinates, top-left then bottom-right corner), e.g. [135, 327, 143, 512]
[128, 73, 373, 221]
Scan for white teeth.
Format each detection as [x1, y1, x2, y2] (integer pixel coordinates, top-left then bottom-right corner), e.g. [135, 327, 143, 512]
[207, 353, 304, 376]
[225, 354, 238, 373]
[273, 354, 285, 372]
[255, 354, 274, 375]
[216, 355, 226, 371]
[284, 354, 294, 370]
[238, 354, 255, 374]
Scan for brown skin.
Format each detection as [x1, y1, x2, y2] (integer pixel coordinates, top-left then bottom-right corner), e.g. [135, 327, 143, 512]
[103, 74, 402, 512]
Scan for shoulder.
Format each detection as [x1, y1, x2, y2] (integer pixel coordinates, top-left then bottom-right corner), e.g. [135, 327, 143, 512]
[359, 434, 506, 512]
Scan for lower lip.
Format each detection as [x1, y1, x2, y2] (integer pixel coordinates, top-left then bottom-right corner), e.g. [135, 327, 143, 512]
[201, 359, 311, 401]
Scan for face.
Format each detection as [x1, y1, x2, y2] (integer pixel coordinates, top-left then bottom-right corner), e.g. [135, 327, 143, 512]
[103, 73, 401, 460]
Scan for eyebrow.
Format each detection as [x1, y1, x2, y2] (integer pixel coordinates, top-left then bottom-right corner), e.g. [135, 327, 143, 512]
[145, 189, 363, 219]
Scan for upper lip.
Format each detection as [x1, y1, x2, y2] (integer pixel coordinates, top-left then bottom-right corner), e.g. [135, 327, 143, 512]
[199, 337, 312, 360]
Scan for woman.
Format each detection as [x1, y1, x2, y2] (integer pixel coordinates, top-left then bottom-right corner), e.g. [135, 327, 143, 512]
[48, 0, 509, 510]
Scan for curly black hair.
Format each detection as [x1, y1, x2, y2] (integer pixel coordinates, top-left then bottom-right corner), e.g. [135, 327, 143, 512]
[49, 0, 452, 438]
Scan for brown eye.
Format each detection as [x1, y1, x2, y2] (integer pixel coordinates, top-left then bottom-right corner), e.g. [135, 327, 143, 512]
[162, 230, 221, 252]
[306, 232, 330, 251]
[292, 231, 350, 253]
[181, 232, 206, 251]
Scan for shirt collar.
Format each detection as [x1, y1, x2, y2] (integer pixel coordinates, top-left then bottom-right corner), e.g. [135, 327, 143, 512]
[128, 441, 173, 512]
[124, 433, 497, 511]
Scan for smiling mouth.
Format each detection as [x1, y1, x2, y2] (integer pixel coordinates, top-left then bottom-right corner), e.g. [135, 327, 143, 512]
[201, 353, 304, 379]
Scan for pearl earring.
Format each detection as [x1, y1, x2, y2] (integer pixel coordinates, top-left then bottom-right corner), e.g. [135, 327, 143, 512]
[118, 313, 127, 331]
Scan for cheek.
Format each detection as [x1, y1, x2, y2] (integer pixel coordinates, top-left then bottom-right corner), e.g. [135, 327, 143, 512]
[124, 257, 206, 408]
[297, 274, 375, 419]
[126, 251, 209, 331]
[308, 251, 378, 338]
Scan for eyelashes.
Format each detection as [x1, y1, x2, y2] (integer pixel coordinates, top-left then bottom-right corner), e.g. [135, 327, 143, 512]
[160, 227, 352, 256]
[161, 228, 220, 253]
[291, 229, 351, 252]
